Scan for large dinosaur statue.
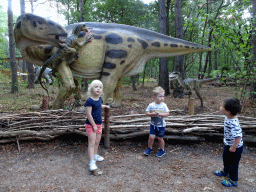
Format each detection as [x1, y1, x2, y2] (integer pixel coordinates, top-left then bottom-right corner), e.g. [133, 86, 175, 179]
[14, 13, 213, 109]
[169, 72, 221, 107]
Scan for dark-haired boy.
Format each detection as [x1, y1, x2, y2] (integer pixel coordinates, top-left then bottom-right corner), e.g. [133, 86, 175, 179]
[214, 98, 243, 187]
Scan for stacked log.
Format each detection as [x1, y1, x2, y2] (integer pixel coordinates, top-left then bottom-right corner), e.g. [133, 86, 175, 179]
[0, 110, 256, 143]
[0, 110, 87, 143]
[109, 112, 256, 142]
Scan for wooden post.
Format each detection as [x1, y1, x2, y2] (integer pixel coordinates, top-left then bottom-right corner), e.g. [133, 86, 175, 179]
[104, 107, 110, 148]
[188, 98, 195, 115]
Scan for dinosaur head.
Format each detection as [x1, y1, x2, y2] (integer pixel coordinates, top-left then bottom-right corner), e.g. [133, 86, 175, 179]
[72, 24, 88, 36]
[169, 72, 182, 80]
[14, 13, 67, 48]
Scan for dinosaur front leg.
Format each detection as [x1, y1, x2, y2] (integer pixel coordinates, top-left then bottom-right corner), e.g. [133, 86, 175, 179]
[77, 35, 93, 47]
[195, 87, 203, 107]
[52, 61, 76, 109]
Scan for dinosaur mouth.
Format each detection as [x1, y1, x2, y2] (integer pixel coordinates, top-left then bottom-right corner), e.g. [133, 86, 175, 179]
[169, 75, 178, 80]
[55, 35, 66, 44]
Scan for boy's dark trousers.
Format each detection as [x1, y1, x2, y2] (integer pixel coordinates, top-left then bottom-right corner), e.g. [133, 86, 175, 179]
[223, 145, 243, 181]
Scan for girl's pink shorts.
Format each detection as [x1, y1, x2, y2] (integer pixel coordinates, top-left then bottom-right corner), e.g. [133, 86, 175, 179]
[85, 124, 102, 136]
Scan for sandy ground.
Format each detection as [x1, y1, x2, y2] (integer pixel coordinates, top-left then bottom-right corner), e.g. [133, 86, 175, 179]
[0, 136, 256, 192]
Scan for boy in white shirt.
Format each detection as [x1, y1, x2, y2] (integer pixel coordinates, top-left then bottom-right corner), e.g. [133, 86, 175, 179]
[144, 86, 169, 157]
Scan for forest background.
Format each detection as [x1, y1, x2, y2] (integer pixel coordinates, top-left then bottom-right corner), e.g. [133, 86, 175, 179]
[0, 0, 256, 109]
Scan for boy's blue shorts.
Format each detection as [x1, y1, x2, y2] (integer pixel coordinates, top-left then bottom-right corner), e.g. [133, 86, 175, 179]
[149, 124, 165, 137]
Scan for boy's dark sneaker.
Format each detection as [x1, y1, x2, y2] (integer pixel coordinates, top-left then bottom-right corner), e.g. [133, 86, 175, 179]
[221, 179, 238, 187]
[156, 149, 166, 157]
[144, 147, 152, 156]
[214, 170, 228, 177]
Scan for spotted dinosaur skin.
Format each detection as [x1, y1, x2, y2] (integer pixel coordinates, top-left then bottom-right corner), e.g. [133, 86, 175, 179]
[14, 13, 212, 109]
[169, 72, 221, 107]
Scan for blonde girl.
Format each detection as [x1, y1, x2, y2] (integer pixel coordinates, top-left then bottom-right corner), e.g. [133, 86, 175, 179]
[84, 80, 109, 171]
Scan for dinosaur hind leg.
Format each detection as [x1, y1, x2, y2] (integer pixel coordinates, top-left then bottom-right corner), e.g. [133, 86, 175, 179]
[101, 75, 121, 108]
[112, 78, 123, 108]
[195, 87, 203, 107]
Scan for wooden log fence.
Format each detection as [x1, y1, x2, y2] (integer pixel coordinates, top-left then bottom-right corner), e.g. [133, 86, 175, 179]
[0, 109, 256, 146]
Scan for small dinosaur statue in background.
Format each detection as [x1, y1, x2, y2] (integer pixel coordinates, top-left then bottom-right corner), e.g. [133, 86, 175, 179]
[169, 72, 221, 107]
[38, 24, 93, 92]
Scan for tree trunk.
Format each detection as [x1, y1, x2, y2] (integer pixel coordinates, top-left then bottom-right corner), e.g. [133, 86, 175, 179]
[26, 0, 35, 88]
[207, 29, 213, 77]
[166, 0, 172, 36]
[198, 0, 209, 79]
[250, 0, 256, 99]
[20, 0, 27, 81]
[202, 52, 209, 78]
[8, 0, 18, 93]
[131, 75, 137, 91]
[214, 45, 218, 70]
[172, 0, 184, 97]
[198, 53, 203, 79]
[142, 62, 147, 87]
[27, 63, 35, 88]
[158, 0, 170, 95]
[20, 0, 25, 13]
[80, 0, 84, 22]
[174, 0, 184, 78]
[22, 60, 27, 81]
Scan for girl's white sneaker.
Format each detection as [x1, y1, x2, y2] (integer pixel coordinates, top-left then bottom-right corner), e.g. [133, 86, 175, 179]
[89, 160, 97, 171]
[94, 154, 104, 161]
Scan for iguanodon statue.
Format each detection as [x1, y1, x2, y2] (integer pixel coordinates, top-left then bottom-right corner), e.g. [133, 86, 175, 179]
[169, 72, 221, 107]
[14, 13, 212, 109]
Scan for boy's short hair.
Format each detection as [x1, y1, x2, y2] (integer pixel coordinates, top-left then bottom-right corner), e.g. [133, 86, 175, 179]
[223, 98, 242, 116]
[153, 86, 165, 96]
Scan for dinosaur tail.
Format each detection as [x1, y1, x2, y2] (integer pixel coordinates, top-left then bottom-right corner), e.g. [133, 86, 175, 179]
[199, 75, 221, 84]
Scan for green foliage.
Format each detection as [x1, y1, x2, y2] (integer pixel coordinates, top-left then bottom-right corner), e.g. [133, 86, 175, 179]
[210, 70, 221, 77]
[0, 5, 8, 59]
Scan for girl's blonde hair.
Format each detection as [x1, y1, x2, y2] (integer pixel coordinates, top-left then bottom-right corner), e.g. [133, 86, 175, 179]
[153, 86, 165, 96]
[87, 80, 103, 97]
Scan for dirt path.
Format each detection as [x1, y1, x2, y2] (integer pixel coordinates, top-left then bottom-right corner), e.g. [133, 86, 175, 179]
[0, 137, 255, 192]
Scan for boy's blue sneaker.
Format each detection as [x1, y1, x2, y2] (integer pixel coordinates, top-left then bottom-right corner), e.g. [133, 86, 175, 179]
[156, 149, 166, 157]
[144, 147, 152, 155]
[214, 170, 228, 177]
[221, 179, 238, 187]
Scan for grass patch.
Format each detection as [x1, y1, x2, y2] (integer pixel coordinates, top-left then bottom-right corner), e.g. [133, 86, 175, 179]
[0, 73, 158, 112]
[0, 73, 59, 112]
